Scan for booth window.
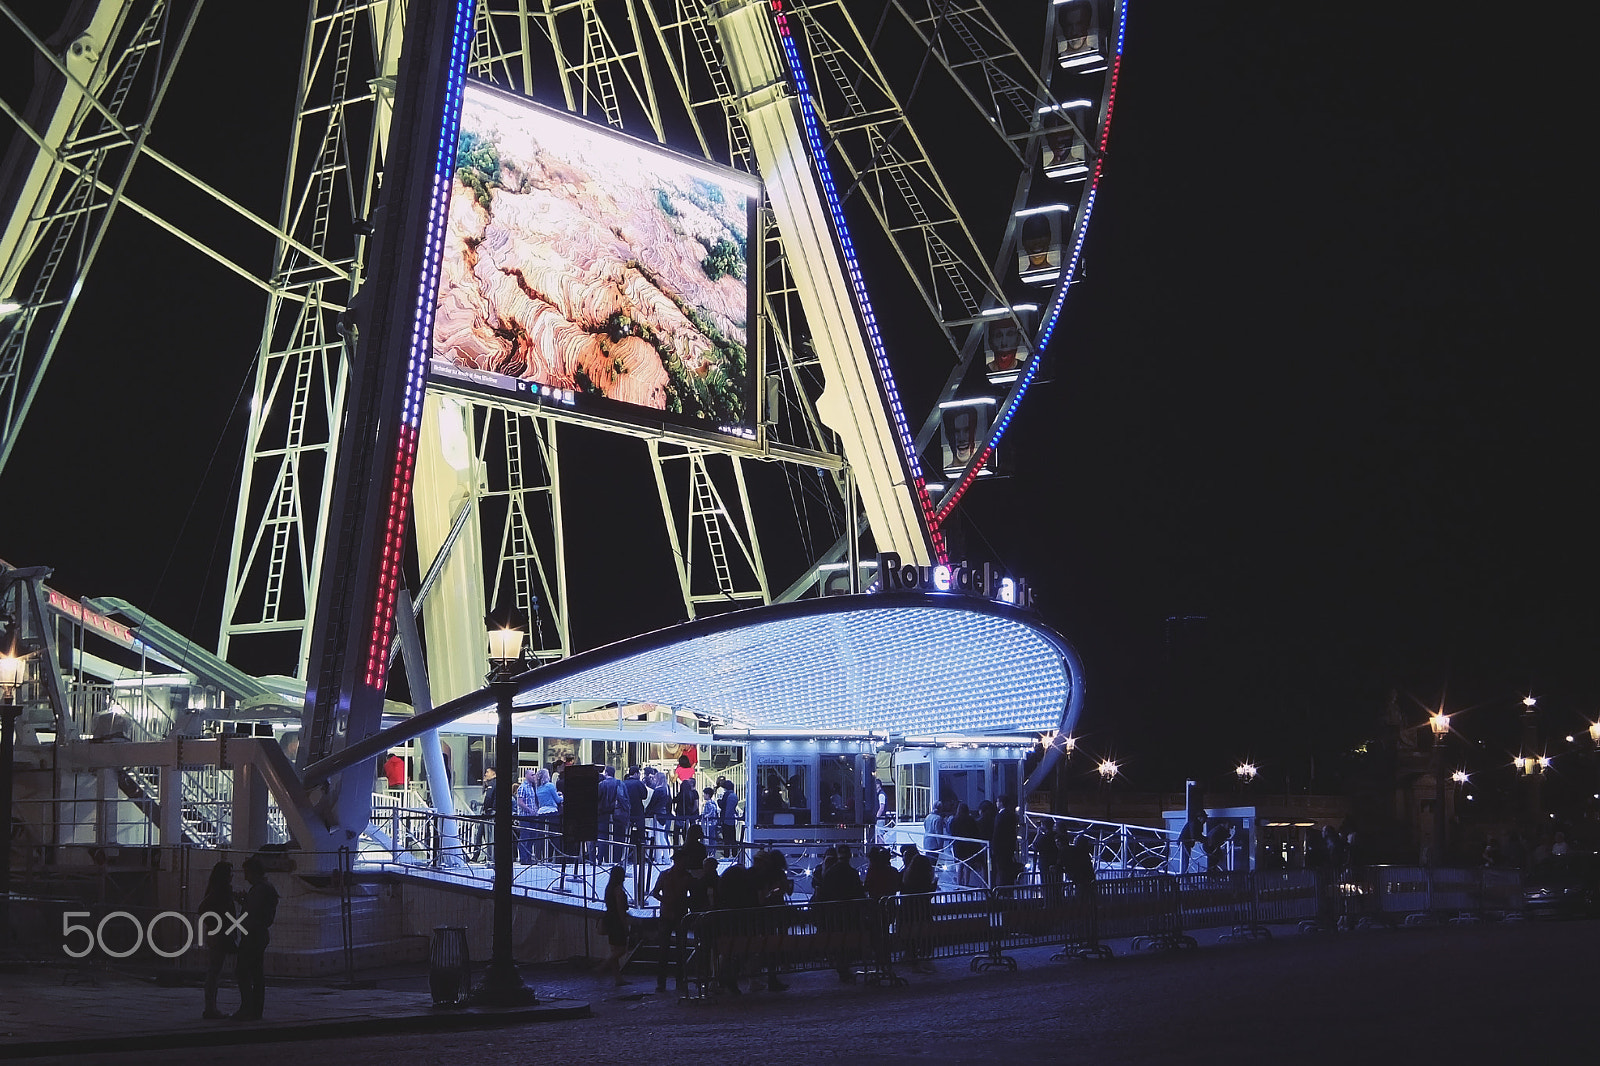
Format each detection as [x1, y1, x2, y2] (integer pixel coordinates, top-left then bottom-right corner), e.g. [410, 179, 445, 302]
[899, 762, 931, 823]
[819, 756, 858, 824]
[753, 763, 811, 826]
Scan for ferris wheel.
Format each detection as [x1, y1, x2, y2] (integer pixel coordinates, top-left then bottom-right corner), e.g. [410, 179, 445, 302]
[0, 1, 1127, 718]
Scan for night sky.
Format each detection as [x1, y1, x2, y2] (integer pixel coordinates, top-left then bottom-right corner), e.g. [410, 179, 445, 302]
[1, 3, 1590, 791]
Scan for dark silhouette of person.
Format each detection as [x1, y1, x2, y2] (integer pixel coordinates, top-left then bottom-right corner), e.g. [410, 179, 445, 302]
[650, 851, 694, 993]
[199, 860, 236, 1019]
[234, 856, 278, 1021]
[949, 803, 982, 886]
[597, 865, 633, 986]
[620, 766, 648, 865]
[1035, 826, 1062, 898]
[811, 845, 867, 983]
[991, 797, 1020, 886]
[1061, 831, 1096, 887]
[718, 777, 740, 859]
[1203, 820, 1235, 873]
[899, 844, 939, 973]
[597, 764, 621, 862]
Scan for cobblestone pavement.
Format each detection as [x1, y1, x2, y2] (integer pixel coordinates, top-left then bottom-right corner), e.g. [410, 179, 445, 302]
[39, 918, 1600, 1065]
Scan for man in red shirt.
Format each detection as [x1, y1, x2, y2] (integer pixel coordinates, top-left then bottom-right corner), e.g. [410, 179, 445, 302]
[384, 753, 406, 792]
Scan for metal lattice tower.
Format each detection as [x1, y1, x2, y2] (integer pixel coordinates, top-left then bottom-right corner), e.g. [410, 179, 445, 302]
[216, 0, 405, 677]
[0, 0, 206, 476]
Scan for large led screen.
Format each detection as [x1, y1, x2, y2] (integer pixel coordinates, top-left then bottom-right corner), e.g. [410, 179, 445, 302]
[431, 83, 758, 437]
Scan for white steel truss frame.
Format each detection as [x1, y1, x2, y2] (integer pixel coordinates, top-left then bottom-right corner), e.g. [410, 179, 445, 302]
[216, 0, 407, 678]
[649, 441, 770, 617]
[0, 0, 206, 475]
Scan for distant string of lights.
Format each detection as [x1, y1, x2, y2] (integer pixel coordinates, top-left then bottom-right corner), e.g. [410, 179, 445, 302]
[769, 0, 947, 563]
[364, 0, 475, 688]
[936, 0, 1128, 524]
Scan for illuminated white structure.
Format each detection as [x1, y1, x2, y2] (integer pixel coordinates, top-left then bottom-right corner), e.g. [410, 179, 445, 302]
[1, 1, 1128, 856]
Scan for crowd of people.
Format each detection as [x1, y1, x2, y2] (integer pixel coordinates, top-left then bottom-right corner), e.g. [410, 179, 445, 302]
[919, 796, 1031, 887]
[478, 761, 744, 868]
[620, 839, 955, 993]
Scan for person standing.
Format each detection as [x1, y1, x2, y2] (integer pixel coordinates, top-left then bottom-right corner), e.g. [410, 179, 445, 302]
[383, 751, 407, 794]
[513, 768, 539, 864]
[811, 845, 866, 982]
[234, 856, 279, 1021]
[948, 803, 981, 887]
[478, 767, 498, 863]
[198, 860, 236, 1019]
[532, 768, 561, 861]
[699, 786, 720, 845]
[645, 767, 672, 863]
[991, 797, 1020, 886]
[672, 776, 700, 850]
[718, 777, 741, 859]
[872, 778, 890, 844]
[922, 802, 948, 864]
[1035, 826, 1063, 900]
[597, 765, 621, 863]
[620, 766, 648, 866]
[596, 865, 634, 987]
[863, 846, 902, 899]
[649, 851, 694, 992]
[899, 844, 938, 973]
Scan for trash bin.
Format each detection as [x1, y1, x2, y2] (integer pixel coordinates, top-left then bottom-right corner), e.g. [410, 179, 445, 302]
[429, 926, 472, 1007]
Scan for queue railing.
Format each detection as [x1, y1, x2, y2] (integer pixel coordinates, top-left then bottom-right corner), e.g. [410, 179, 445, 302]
[682, 897, 903, 995]
[1175, 871, 1270, 941]
[1361, 865, 1526, 925]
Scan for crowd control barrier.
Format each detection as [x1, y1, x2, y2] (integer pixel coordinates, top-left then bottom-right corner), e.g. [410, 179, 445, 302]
[673, 865, 1526, 992]
[1366, 865, 1526, 925]
[682, 897, 903, 995]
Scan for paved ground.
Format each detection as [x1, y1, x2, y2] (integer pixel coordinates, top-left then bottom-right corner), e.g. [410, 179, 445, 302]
[5, 918, 1596, 1063]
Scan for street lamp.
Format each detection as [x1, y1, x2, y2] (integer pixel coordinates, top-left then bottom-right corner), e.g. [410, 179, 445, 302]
[1, 652, 30, 950]
[1037, 733, 1075, 816]
[1096, 758, 1118, 819]
[476, 624, 537, 1007]
[1428, 710, 1450, 866]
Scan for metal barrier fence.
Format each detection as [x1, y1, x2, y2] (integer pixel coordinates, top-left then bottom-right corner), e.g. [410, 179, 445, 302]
[682, 897, 903, 994]
[1251, 869, 1321, 923]
[1175, 871, 1269, 941]
[1363, 865, 1527, 925]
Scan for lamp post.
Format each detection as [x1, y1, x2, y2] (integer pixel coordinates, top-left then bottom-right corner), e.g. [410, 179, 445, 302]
[1428, 710, 1450, 866]
[1096, 757, 1118, 818]
[1040, 732, 1074, 815]
[477, 626, 537, 1007]
[0, 653, 29, 950]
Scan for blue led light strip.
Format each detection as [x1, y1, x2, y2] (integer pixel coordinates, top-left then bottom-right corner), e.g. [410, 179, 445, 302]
[770, 2, 946, 563]
[364, 0, 475, 687]
[936, 0, 1127, 523]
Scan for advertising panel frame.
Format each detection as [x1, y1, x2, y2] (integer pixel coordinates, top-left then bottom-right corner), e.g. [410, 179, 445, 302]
[427, 79, 764, 447]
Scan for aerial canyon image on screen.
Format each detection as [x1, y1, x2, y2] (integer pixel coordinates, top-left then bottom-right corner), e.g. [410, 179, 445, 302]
[433, 85, 755, 430]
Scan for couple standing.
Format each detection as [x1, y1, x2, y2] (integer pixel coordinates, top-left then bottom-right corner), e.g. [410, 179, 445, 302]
[199, 855, 280, 1021]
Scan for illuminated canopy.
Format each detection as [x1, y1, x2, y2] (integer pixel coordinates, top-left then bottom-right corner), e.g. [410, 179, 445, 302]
[506, 592, 1078, 734]
[304, 592, 1083, 785]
